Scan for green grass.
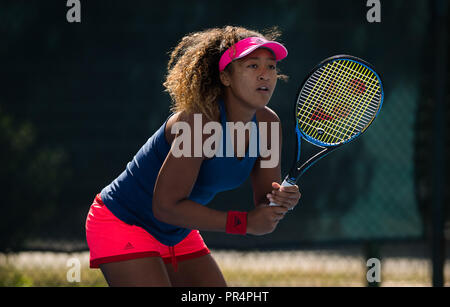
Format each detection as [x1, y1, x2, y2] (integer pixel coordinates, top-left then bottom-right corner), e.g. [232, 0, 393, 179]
[0, 263, 107, 287]
[222, 269, 366, 287]
[0, 264, 366, 287]
[1, 251, 447, 287]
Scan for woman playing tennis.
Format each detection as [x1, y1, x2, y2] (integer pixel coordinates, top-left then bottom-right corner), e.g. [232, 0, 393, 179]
[85, 25, 301, 286]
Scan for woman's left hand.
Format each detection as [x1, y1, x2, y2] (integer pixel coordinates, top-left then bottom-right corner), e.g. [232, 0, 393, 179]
[266, 182, 301, 211]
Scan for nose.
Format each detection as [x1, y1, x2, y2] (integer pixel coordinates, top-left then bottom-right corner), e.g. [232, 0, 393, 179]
[258, 64, 274, 81]
[258, 71, 270, 81]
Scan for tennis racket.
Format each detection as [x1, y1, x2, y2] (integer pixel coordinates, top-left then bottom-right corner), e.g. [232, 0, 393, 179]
[269, 55, 384, 207]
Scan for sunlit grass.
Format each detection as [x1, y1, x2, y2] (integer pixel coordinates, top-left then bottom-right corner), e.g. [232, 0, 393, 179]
[0, 250, 447, 287]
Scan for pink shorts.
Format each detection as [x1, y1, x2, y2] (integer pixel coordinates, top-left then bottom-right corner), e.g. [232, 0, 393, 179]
[85, 194, 210, 271]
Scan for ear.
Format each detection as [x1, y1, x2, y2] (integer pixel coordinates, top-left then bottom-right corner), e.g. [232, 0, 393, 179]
[220, 70, 231, 87]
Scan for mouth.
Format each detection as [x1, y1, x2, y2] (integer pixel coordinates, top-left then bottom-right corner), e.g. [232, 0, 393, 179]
[256, 86, 270, 92]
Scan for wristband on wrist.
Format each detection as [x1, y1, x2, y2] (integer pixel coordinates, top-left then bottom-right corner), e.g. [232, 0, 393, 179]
[226, 211, 247, 235]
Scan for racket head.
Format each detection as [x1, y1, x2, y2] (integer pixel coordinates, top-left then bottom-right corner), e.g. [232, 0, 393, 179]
[295, 55, 384, 148]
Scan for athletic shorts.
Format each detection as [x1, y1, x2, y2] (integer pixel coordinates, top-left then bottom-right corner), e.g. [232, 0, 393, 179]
[85, 194, 210, 271]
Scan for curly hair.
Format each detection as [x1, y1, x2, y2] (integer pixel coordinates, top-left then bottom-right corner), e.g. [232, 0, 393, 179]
[163, 25, 288, 121]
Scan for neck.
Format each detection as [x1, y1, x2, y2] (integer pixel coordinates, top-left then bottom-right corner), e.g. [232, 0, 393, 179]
[222, 94, 255, 124]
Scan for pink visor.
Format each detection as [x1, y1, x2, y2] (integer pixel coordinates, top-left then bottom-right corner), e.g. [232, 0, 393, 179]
[219, 37, 288, 72]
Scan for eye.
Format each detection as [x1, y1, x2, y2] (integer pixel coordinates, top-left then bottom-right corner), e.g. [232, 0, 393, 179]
[269, 64, 276, 70]
[248, 64, 258, 69]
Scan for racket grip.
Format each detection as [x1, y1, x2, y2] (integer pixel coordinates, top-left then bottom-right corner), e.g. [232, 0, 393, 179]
[268, 179, 295, 207]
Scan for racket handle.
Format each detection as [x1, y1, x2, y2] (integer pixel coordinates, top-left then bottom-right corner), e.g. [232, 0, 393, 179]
[269, 179, 295, 207]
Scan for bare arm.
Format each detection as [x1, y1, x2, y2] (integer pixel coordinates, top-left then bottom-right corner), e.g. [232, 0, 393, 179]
[250, 107, 301, 211]
[152, 112, 227, 232]
[250, 107, 283, 206]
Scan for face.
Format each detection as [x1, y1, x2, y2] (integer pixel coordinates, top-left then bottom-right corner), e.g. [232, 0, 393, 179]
[220, 48, 278, 109]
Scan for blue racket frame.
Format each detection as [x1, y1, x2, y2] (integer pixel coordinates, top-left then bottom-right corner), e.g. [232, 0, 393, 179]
[284, 55, 384, 185]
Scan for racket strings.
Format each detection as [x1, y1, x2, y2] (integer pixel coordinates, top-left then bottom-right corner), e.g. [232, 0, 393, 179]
[299, 63, 372, 138]
[318, 61, 378, 142]
[313, 61, 379, 126]
[298, 63, 370, 141]
[301, 69, 381, 122]
[299, 83, 380, 133]
[299, 61, 364, 141]
[305, 62, 377, 127]
[297, 59, 381, 144]
[332, 61, 380, 134]
[332, 61, 380, 140]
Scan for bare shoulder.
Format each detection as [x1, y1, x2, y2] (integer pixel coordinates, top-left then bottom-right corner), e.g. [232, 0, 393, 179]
[255, 106, 280, 123]
[165, 112, 181, 145]
[165, 110, 219, 145]
[255, 106, 282, 149]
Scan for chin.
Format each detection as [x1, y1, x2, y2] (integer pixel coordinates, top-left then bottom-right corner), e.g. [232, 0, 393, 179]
[257, 95, 272, 108]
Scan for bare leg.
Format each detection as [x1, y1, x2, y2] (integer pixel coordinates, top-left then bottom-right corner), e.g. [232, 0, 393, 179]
[100, 257, 172, 287]
[165, 254, 227, 287]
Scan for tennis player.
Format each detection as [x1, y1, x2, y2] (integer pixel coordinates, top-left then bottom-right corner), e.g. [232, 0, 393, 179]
[85, 26, 301, 287]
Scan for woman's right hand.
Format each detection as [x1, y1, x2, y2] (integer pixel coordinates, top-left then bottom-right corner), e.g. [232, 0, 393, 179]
[246, 204, 289, 236]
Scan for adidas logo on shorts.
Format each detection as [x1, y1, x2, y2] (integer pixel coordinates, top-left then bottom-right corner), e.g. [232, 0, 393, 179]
[124, 242, 134, 250]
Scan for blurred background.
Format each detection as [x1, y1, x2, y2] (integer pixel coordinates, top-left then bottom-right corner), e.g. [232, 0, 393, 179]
[0, 0, 448, 286]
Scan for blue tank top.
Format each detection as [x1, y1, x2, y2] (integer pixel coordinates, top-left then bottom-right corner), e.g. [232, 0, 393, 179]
[100, 100, 260, 246]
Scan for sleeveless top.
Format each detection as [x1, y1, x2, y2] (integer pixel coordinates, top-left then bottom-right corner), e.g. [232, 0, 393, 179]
[100, 100, 260, 246]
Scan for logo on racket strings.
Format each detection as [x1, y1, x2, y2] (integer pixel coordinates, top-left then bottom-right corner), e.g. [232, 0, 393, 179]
[349, 79, 366, 95]
[306, 78, 366, 122]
